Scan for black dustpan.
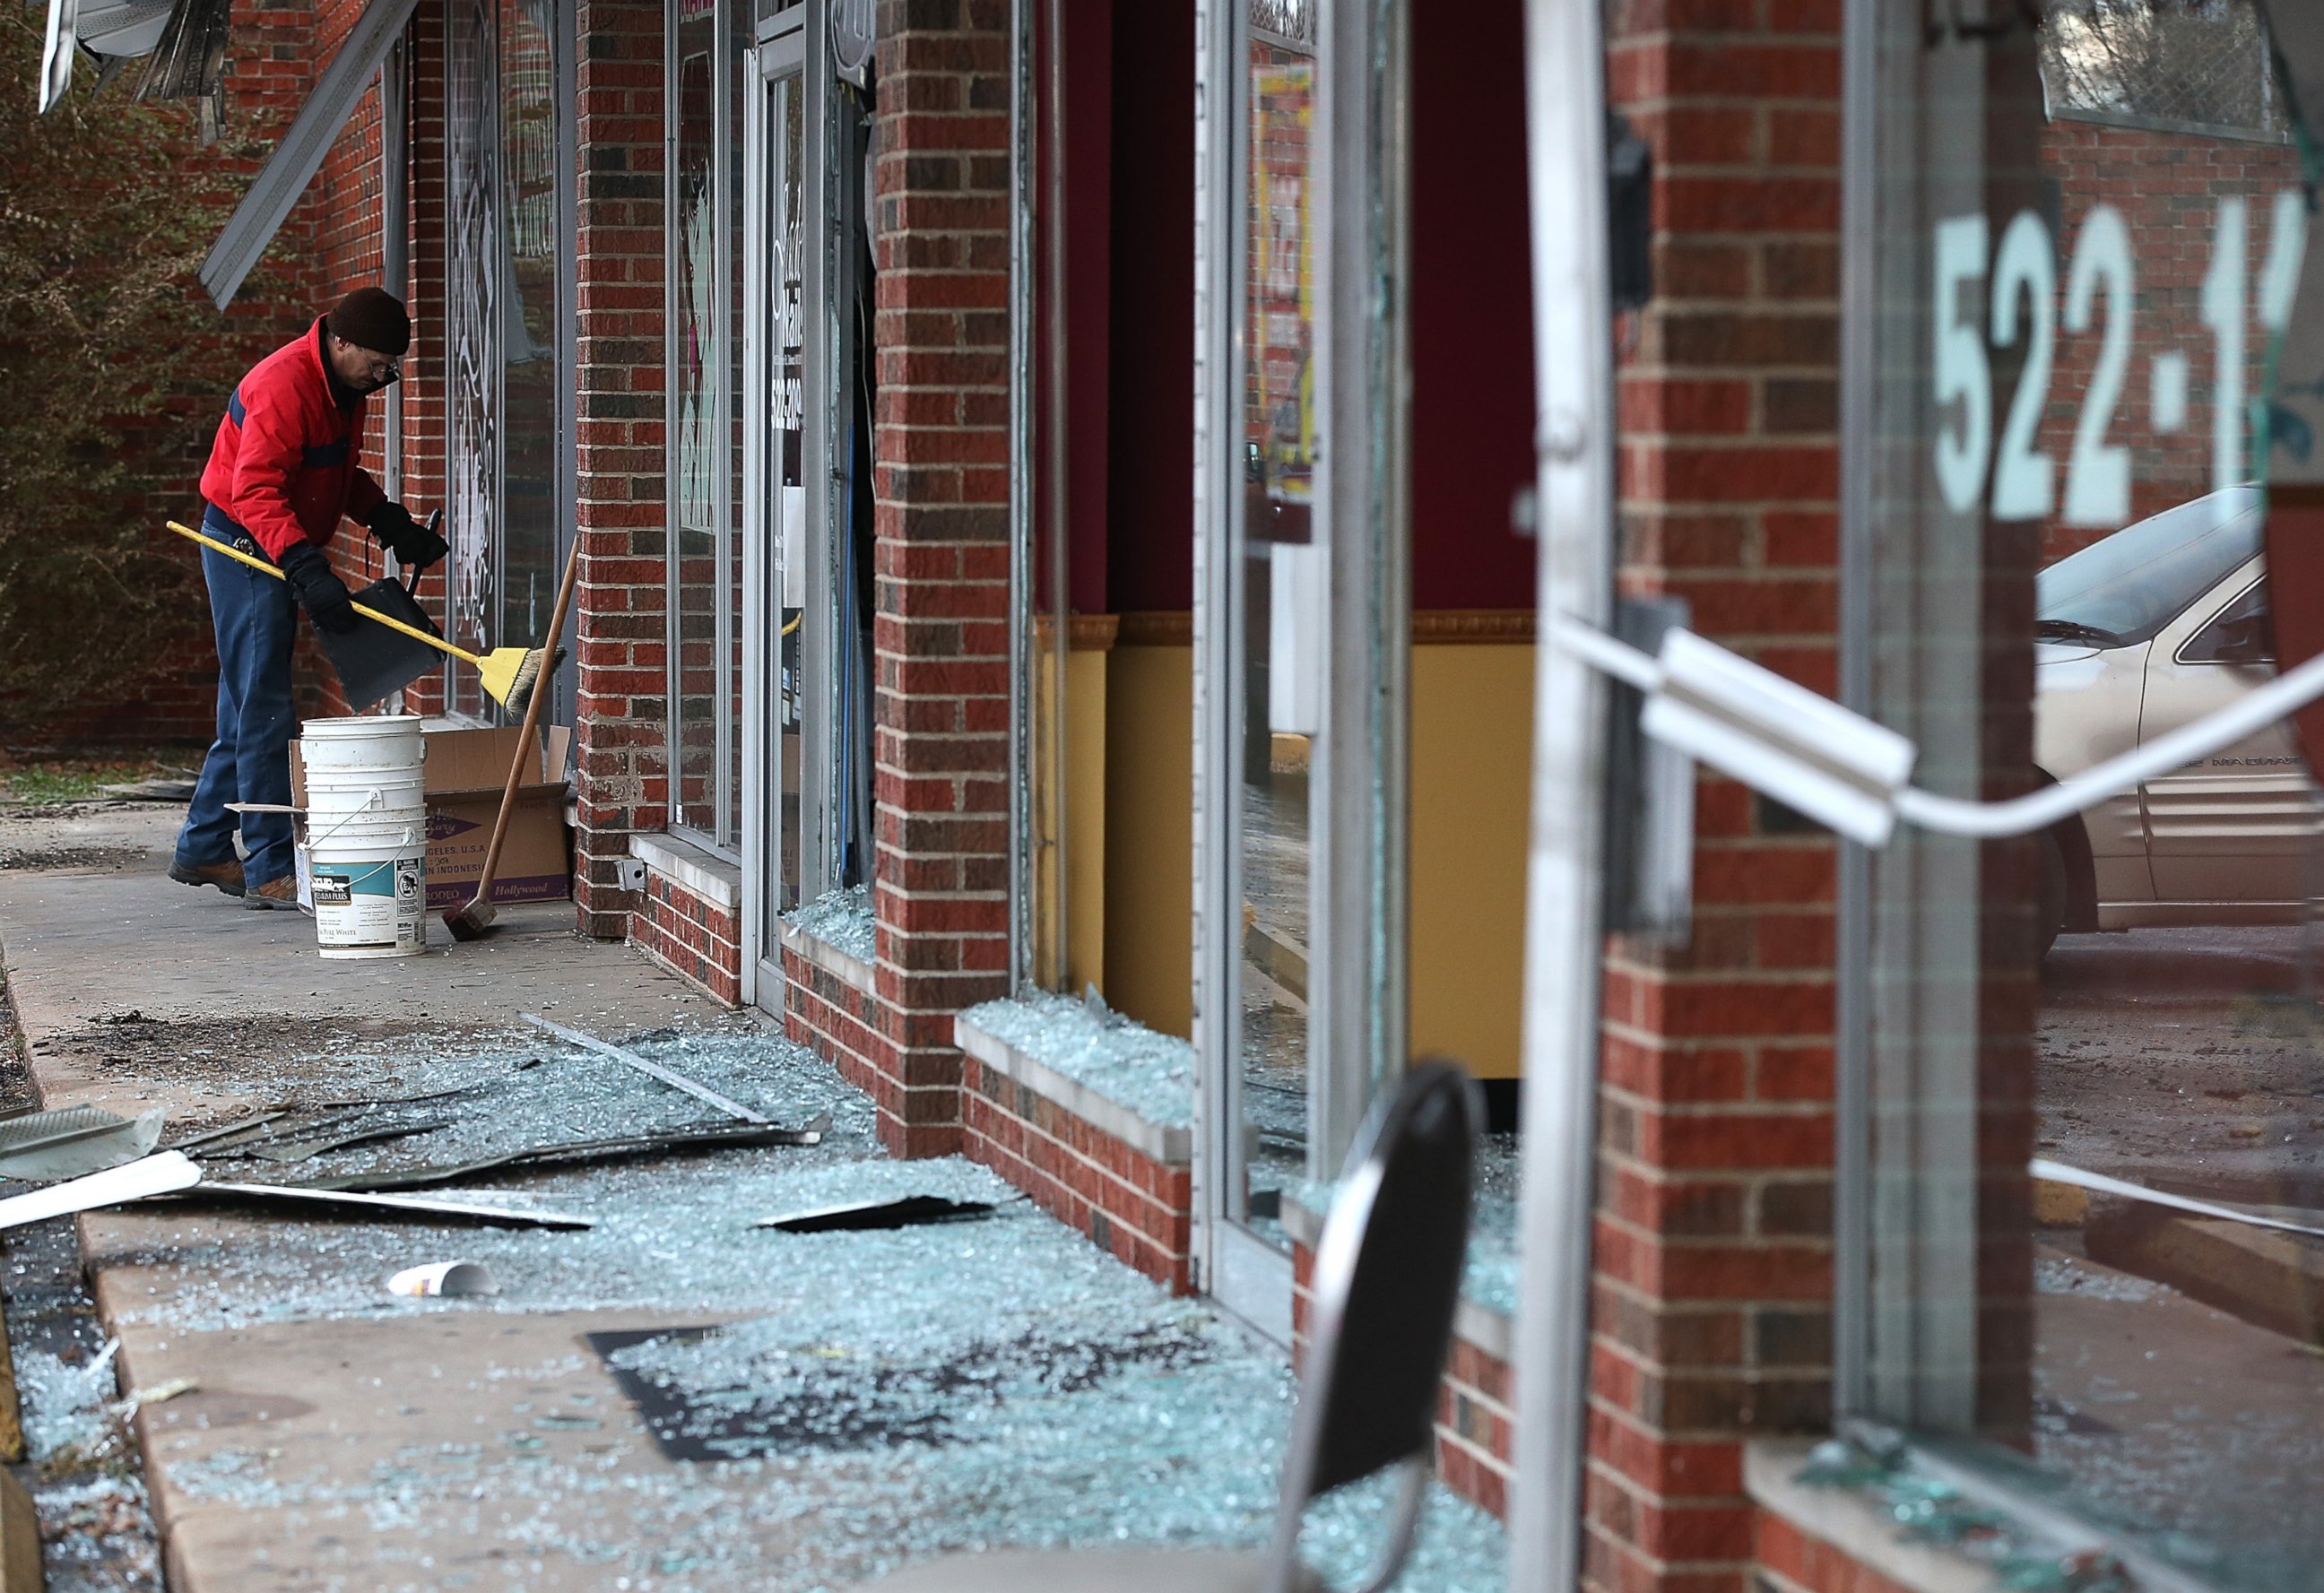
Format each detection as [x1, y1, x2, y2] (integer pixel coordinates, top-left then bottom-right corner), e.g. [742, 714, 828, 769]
[319, 564, 445, 710]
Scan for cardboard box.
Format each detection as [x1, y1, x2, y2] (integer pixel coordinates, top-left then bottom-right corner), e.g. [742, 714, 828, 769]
[291, 724, 572, 911]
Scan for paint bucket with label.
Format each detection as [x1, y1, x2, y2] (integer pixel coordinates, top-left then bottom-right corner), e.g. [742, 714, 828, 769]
[300, 715, 428, 959]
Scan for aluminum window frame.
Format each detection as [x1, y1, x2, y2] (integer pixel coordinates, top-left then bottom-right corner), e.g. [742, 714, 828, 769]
[738, 8, 810, 1002]
[1191, 0, 1409, 1344]
[664, 0, 745, 856]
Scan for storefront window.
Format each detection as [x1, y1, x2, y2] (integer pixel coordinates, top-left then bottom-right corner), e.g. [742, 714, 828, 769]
[443, 0, 573, 724]
[498, 0, 561, 658]
[740, 6, 873, 991]
[443, 0, 497, 721]
[1849, 1, 2324, 1581]
[1236, 4, 1320, 1236]
[668, 0, 745, 851]
[765, 61, 805, 909]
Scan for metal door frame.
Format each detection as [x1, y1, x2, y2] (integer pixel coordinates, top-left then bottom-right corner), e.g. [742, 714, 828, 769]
[740, 9, 811, 1006]
[1192, 0, 1407, 1348]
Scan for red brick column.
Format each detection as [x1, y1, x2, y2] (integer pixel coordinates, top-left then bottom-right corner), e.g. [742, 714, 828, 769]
[856, 0, 1015, 1154]
[393, 0, 450, 715]
[570, 0, 668, 939]
[1588, 7, 1844, 1591]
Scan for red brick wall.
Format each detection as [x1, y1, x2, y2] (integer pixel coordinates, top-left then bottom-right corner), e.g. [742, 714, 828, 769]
[1590, 4, 1845, 1589]
[636, 870, 740, 1005]
[56, 0, 340, 744]
[958, 1055, 1194, 1292]
[785, 945, 888, 1111]
[307, 0, 400, 721]
[1439, 1336, 1515, 1521]
[1754, 1511, 1919, 1593]
[853, 0, 1016, 1156]
[378, 0, 451, 722]
[570, 0, 667, 939]
[1289, 1238, 1513, 1521]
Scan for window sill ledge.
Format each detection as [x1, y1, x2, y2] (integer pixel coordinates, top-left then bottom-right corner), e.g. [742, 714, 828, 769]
[1747, 1440, 1993, 1593]
[629, 832, 739, 913]
[777, 921, 877, 996]
[953, 1002, 1193, 1166]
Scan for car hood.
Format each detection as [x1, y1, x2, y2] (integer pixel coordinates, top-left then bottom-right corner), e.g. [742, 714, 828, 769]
[2034, 639, 2100, 665]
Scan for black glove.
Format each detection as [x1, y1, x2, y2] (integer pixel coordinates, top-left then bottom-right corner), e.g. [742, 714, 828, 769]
[279, 541, 358, 635]
[366, 501, 448, 570]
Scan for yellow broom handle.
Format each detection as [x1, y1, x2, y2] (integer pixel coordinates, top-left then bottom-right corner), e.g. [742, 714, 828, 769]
[165, 520, 485, 667]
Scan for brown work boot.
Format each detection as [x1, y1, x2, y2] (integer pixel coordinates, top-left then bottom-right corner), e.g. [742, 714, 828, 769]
[168, 857, 245, 897]
[243, 875, 299, 911]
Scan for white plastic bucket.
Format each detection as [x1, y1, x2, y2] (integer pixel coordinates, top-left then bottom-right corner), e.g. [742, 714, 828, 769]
[300, 716, 428, 959]
[302, 714, 425, 818]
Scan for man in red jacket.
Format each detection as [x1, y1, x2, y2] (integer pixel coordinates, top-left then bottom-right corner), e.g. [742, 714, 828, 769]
[169, 287, 448, 910]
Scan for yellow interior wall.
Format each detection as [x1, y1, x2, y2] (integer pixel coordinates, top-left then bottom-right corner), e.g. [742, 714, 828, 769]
[1102, 643, 1194, 1040]
[1066, 648, 1107, 995]
[1033, 646, 1110, 996]
[1408, 644, 1533, 1079]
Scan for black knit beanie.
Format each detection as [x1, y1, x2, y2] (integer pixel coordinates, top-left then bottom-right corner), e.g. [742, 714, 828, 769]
[326, 287, 411, 356]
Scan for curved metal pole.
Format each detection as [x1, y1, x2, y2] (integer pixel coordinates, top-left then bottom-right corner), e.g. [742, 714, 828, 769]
[1888, 646, 2324, 833]
[1551, 613, 2324, 843]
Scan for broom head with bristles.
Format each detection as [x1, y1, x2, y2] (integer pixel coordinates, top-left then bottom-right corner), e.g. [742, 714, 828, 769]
[479, 645, 568, 716]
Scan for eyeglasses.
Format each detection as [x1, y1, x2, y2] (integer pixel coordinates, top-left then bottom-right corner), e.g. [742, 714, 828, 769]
[334, 337, 403, 383]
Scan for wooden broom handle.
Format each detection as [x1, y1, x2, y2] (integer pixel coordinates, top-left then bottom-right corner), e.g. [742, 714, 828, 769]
[469, 535, 583, 905]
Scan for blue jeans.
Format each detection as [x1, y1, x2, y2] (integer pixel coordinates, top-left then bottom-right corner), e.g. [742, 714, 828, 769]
[174, 506, 299, 887]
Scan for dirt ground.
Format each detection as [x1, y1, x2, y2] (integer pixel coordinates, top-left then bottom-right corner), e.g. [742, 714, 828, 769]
[2041, 925, 2324, 1203]
[2034, 926, 2324, 1589]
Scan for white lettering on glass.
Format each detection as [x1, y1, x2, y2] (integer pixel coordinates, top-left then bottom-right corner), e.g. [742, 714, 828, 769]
[2062, 204, 2132, 529]
[2204, 195, 2250, 494]
[1990, 210, 2058, 521]
[1933, 213, 1992, 515]
[1929, 190, 2305, 525]
[2151, 351, 2190, 435]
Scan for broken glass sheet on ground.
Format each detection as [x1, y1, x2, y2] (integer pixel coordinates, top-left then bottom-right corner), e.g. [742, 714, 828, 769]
[95, 1022, 1505, 1589]
[5, 1216, 161, 1591]
[960, 988, 1198, 1130]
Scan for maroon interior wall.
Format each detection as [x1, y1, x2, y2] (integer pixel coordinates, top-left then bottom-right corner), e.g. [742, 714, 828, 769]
[1409, 0, 1536, 612]
[1054, 0, 1113, 615]
[1103, 0, 1195, 615]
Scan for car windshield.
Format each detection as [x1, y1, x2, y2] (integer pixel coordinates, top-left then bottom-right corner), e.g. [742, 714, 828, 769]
[2035, 486, 2266, 647]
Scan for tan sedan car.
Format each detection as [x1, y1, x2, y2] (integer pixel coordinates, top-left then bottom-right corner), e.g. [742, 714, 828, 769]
[2034, 486, 2315, 954]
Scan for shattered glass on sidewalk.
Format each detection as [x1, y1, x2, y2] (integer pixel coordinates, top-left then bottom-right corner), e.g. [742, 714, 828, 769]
[93, 1023, 1506, 1590]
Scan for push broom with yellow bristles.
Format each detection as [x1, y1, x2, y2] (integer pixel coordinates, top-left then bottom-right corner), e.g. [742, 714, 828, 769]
[166, 520, 562, 715]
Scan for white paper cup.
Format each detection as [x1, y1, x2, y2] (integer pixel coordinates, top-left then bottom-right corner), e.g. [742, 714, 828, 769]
[387, 1260, 498, 1298]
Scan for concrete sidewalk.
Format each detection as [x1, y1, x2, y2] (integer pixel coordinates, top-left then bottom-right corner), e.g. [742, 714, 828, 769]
[0, 801, 785, 1589]
[0, 803, 1509, 1593]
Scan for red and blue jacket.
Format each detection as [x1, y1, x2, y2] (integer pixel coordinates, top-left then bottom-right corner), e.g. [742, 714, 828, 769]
[199, 317, 386, 562]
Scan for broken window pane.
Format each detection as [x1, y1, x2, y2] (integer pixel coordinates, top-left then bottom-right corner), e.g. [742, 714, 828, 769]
[1858, 2, 2324, 1582]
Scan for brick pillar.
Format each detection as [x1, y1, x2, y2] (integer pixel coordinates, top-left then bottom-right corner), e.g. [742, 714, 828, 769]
[1588, 7, 1843, 1591]
[394, 0, 451, 715]
[570, 0, 668, 938]
[311, 0, 400, 702]
[865, 0, 1015, 1154]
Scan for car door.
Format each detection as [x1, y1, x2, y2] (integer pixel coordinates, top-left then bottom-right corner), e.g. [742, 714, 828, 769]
[2138, 559, 2323, 905]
